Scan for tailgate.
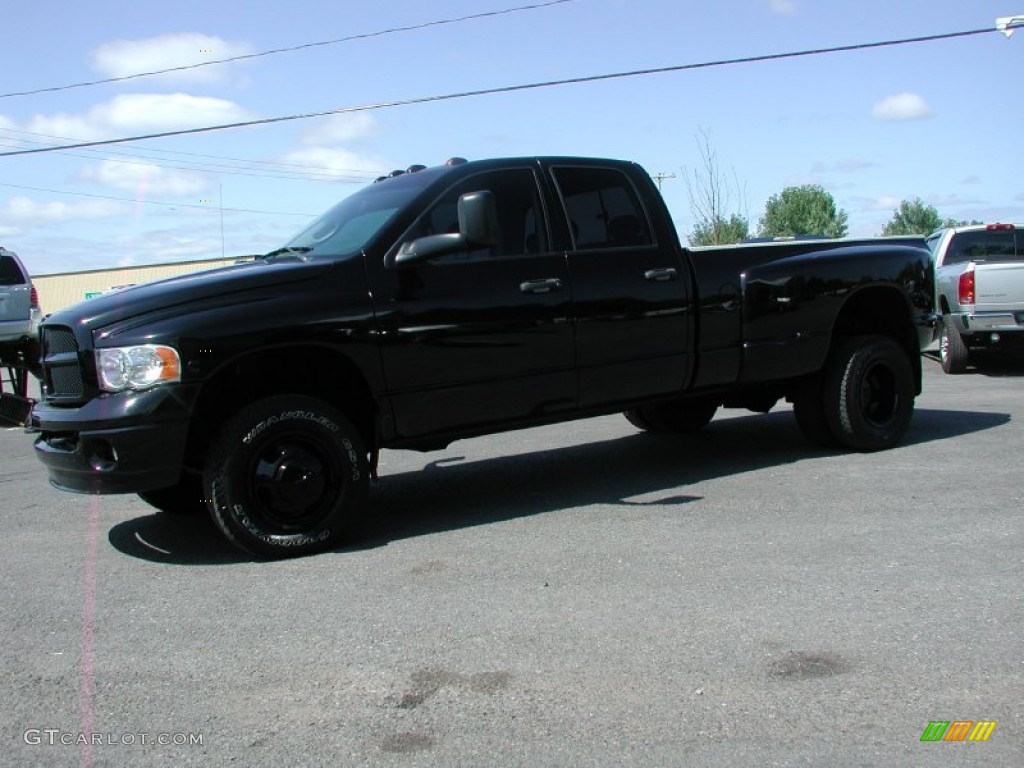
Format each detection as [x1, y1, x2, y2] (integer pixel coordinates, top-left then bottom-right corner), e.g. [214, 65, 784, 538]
[974, 262, 1024, 313]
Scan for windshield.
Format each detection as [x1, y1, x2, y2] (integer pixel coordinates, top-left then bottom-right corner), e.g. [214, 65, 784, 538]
[281, 171, 439, 258]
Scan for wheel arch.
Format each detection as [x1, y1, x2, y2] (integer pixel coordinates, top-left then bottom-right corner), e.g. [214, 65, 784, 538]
[829, 285, 922, 394]
[182, 344, 378, 472]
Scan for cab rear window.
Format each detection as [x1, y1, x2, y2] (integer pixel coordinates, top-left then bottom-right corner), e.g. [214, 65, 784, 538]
[943, 229, 1019, 265]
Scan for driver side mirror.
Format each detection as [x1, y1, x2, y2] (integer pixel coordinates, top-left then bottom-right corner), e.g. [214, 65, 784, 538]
[394, 190, 500, 266]
[457, 190, 499, 248]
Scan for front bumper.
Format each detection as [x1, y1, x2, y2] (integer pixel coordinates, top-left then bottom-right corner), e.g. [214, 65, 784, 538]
[30, 387, 193, 494]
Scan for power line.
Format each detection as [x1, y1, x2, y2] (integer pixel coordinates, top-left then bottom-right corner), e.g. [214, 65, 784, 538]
[0, 182, 317, 217]
[0, 0, 577, 99]
[0, 137, 374, 183]
[0, 127, 380, 177]
[0, 25, 1002, 159]
[0, 128, 381, 183]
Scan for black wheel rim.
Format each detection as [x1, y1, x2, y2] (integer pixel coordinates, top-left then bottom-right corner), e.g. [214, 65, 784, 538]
[860, 362, 899, 428]
[244, 429, 344, 533]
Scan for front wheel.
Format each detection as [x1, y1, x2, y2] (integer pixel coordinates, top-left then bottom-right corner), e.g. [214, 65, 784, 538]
[203, 395, 369, 558]
[821, 336, 915, 452]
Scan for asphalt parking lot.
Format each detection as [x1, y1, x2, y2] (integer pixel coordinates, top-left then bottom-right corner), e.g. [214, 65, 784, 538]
[3, 355, 1022, 767]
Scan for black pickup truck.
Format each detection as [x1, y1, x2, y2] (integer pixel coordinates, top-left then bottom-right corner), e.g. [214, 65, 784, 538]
[31, 157, 934, 557]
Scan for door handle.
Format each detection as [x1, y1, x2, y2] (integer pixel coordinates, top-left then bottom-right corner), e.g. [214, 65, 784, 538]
[520, 278, 563, 294]
[644, 268, 677, 282]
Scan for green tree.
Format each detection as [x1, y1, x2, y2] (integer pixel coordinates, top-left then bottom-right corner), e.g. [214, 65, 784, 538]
[758, 185, 849, 239]
[882, 198, 944, 235]
[690, 214, 750, 246]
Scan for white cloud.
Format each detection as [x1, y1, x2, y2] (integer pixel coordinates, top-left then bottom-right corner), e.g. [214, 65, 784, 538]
[92, 33, 252, 83]
[23, 93, 255, 144]
[852, 193, 992, 216]
[925, 193, 986, 208]
[278, 147, 387, 180]
[861, 196, 904, 213]
[21, 114, 106, 143]
[0, 196, 129, 225]
[301, 114, 379, 146]
[112, 230, 222, 265]
[872, 93, 933, 121]
[811, 158, 876, 174]
[782, 173, 816, 187]
[100, 93, 253, 132]
[78, 160, 208, 197]
[770, 0, 797, 14]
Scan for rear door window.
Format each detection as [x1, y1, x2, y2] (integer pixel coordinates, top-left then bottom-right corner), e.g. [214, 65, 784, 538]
[552, 166, 654, 251]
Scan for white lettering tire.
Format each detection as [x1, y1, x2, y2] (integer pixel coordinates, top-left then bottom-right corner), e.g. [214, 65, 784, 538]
[203, 395, 368, 558]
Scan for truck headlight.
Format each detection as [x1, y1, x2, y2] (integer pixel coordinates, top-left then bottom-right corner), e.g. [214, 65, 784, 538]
[96, 345, 181, 392]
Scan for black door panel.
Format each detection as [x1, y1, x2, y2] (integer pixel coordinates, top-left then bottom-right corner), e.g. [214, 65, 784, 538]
[552, 165, 691, 406]
[370, 168, 575, 439]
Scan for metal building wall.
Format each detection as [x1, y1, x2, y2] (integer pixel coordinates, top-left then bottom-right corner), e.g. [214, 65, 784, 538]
[32, 256, 253, 316]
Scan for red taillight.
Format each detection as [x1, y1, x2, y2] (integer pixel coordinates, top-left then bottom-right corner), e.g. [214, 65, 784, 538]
[986, 223, 1015, 231]
[30, 285, 39, 308]
[958, 269, 975, 305]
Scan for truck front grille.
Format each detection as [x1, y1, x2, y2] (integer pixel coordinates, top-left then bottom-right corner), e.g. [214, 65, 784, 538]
[43, 326, 78, 355]
[41, 326, 85, 401]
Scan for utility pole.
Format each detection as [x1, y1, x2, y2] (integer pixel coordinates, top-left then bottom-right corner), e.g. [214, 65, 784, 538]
[652, 172, 676, 192]
[219, 183, 225, 259]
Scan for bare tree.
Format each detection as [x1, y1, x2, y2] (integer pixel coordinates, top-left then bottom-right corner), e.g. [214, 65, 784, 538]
[682, 129, 749, 246]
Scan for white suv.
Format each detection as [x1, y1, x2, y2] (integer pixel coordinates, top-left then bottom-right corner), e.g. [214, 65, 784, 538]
[0, 245, 41, 350]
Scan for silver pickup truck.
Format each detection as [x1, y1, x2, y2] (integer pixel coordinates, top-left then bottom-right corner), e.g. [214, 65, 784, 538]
[928, 223, 1024, 373]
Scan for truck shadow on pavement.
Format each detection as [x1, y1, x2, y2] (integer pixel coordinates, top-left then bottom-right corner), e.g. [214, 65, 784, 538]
[108, 510, 247, 565]
[923, 350, 1024, 377]
[107, 406, 1009, 565]
[350, 407, 1006, 551]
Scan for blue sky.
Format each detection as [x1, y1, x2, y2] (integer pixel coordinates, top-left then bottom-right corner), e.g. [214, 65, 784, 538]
[1, 0, 1021, 274]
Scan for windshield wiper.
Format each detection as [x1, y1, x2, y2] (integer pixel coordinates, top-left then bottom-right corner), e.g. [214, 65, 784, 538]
[262, 246, 313, 261]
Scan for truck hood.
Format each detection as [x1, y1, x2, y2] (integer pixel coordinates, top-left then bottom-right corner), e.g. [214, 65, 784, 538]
[49, 257, 336, 331]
